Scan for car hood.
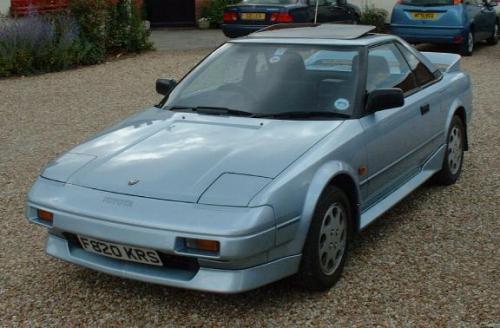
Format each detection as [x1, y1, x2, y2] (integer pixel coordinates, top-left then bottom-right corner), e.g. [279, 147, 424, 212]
[43, 108, 343, 203]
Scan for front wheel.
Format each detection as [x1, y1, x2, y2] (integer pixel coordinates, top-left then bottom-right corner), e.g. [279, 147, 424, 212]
[434, 116, 465, 186]
[460, 31, 474, 56]
[298, 186, 351, 291]
[486, 22, 498, 46]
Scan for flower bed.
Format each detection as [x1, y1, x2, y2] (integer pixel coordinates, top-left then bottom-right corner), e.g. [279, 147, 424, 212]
[0, 0, 152, 78]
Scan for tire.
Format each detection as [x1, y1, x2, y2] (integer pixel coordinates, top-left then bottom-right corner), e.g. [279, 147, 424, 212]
[298, 186, 352, 291]
[460, 30, 474, 56]
[434, 116, 465, 186]
[486, 21, 498, 46]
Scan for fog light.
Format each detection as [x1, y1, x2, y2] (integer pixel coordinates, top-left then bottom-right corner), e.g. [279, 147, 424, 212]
[185, 238, 220, 252]
[37, 209, 53, 222]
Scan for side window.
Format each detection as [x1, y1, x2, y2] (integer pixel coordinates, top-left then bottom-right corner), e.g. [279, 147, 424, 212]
[367, 43, 418, 94]
[397, 44, 436, 87]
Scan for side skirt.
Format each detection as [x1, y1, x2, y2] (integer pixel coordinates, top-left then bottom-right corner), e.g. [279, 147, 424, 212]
[359, 144, 446, 230]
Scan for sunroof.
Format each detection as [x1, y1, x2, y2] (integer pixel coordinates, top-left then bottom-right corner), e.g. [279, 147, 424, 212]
[249, 24, 377, 40]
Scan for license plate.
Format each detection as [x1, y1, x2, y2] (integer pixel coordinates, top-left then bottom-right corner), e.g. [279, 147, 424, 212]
[241, 13, 266, 20]
[77, 235, 163, 266]
[411, 12, 438, 20]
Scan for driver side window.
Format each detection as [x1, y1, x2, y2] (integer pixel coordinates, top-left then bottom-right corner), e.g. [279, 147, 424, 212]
[366, 43, 418, 94]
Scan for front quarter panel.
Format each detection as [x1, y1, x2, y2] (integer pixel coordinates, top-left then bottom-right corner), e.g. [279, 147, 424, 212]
[249, 120, 366, 260]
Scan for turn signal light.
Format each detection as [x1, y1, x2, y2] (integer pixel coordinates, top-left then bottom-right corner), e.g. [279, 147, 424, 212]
[185, 239, 220, 252]
[37, 209, 54, 222]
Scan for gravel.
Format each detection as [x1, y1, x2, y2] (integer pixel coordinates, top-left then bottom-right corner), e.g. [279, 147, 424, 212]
[0, 44, 499, 327]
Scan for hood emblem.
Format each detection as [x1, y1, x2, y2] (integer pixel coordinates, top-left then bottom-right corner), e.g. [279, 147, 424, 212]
[128, 179, 140, 186]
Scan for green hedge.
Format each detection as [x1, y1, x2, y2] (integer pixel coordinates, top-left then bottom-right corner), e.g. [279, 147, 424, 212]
[0, 0, 152, 77]
[200, 0, 240, 26]
[360, 6, 388, 33]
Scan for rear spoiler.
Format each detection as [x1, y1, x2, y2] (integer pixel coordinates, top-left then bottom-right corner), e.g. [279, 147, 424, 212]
[421, 52, 462, 73]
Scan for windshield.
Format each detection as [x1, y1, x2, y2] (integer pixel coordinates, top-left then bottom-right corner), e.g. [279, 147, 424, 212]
[400, 0, 454, 6]
[165, 43, 361, 118]
[241, 0, 298, 4]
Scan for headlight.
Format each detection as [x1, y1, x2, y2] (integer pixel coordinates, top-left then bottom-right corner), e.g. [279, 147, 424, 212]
[198, 173, 272, 206]
[41, 152, 96, 183]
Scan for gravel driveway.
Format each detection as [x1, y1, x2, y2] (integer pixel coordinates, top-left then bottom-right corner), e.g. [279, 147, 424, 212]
[0, 44, 499, 327]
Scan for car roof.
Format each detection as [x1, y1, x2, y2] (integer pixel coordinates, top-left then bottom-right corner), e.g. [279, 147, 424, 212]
[250, 24, 376, 40]
[232, 24, 398, 47]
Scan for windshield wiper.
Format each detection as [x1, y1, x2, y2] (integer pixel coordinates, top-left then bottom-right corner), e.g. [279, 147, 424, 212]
[252, 111, 350, 120]
[169, 106, 255, 117]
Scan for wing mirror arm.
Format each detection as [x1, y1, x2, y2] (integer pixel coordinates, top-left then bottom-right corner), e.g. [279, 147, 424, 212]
[365, 88, 405, 114]
[155, 79, 177, 108]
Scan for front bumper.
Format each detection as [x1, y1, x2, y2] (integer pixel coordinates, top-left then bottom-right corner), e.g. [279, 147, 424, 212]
[391, 24, 465, 44]
[26, 177, 301, 293]
[45, 234, 300, 293]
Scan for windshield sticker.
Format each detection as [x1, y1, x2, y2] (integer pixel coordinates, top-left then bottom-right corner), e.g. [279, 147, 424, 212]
[269, 55, 281, 64]
[274, 48, 287, 56]
[334, 98, 350, 111]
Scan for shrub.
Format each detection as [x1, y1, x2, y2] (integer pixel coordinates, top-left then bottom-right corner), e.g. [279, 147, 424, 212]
[106, 0, 152, 53]
[69, 0, 108, 64]
[201, 0, 240, 26]
[0, 14, 81, 77]
[0, 0, 152, 77]
[360, 6, 388, 33]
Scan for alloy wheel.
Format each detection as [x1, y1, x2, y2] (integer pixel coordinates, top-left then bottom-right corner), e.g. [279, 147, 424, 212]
[448, 126, 463, 175]
[467, 32, 474, 53]
[318, 203, 347, 275]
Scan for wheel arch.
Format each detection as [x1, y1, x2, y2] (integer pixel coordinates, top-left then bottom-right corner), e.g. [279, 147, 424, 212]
[453, 106, 469, 151]
[295, 161, 362, 254]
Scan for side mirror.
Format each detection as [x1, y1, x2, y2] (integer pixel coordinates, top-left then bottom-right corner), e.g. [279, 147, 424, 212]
[337, 0, 347, 6]
[366, 88, 404, 113]
[156, 79, 177, 96]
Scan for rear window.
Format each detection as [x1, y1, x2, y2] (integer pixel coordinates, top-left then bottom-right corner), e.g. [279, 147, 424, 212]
[400, 0, 454, 5]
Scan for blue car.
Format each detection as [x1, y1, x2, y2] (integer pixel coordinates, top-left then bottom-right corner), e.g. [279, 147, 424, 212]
[26, 24, 473, 293]
[391, 0, 498, 56]
[222, 0, 361, 38]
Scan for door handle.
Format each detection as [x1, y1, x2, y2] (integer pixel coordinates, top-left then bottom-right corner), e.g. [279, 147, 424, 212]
[420, 104, 430, 115]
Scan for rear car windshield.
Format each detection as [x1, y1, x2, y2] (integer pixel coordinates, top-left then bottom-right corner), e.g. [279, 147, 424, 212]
[165, 43, 361, 118]
[400, 0, 454, 5]
[241, 0, 299, 4]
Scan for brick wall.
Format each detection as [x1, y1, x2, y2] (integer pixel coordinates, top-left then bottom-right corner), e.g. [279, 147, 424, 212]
[195, 0, 211, 19]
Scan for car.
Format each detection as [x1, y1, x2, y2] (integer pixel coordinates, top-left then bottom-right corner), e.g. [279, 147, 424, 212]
[221, 0, 361, 38]
[390, 0, 498, 56]
[26, 24, 473, 294]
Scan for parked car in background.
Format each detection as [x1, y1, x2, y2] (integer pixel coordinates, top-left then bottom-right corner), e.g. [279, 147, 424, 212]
[222, 0, 361, 38]
[27, 24, 473, 293]
[391, 0, 498, 56]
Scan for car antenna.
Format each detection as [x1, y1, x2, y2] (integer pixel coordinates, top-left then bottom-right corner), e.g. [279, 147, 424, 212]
[314, 0, 319, 23]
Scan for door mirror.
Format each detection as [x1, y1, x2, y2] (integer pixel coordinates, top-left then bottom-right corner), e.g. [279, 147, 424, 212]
[366, 88, 404, 113]
[156, 79, 177, 96]
[337, 0, 347, 6]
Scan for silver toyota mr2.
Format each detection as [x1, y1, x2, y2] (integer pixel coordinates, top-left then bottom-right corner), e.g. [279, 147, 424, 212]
[26, 25, 473, 293]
